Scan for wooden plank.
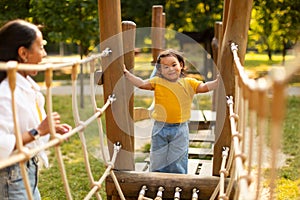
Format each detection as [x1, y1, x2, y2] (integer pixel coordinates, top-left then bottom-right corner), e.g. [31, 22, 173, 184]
[188, 148, 213, 159]
[136, 159, 212, 176]
[135, 162, 149, 172]
[188, 122, 211, 131]
[105, 170, 235, 200]
[187, 159, 200, 175]
[202, 110, 216, 122]
[189, 110, 211, 131]
[189, 133, 215, 143]
[190, 110, 205, 122]
[198, 160, 213, 176]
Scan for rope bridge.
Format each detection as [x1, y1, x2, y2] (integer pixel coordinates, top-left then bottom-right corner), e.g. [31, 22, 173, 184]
[0, 42, 299, 200]
[208, 43, 300, 200]
[0, 48, 127, 200]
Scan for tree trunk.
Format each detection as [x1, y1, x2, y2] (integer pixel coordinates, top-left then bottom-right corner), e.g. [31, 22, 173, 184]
[282, 39, 286, 65]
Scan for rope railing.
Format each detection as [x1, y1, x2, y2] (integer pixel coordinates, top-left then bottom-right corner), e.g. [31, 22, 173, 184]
[226, 42, 300, 200]
[0, 48, 126, 200]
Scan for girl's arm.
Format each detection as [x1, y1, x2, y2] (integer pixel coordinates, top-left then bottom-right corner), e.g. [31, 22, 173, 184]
[123, 65, 153, 90]
[196, 75, 219, 93]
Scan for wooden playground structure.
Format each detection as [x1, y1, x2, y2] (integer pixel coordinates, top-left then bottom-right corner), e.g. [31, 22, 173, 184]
[0, 0, 299, 199]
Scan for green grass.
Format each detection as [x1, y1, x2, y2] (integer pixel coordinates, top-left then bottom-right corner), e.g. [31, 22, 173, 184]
[244, 52, 296, 78]
[279, 96, 300, 181]
[39, 95, 107, 199]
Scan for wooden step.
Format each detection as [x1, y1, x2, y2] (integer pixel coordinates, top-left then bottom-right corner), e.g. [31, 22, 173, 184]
[202, 110, 216, 122]
[189, 133, 215, 143]
[136, 159, 213, 175]
[188, 148, 213, 159]
[135, 162, 149, 172]
[189, 110, 216, 130]
[188, 159, 213, 176]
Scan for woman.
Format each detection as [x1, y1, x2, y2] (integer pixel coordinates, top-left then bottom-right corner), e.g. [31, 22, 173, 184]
[0, 19, 72, 199]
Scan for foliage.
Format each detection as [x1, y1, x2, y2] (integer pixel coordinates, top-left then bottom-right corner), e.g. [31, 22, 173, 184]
[121, 0, 164, 27]
[122, 0, 223, 32]
[249, 0, 300, 61]
[30, 0, 100, 57]
[0, 0, 298, 61]
[165, 0, 223, 33]
[275, 178, 300, 200]
[0, 0, 31, 26]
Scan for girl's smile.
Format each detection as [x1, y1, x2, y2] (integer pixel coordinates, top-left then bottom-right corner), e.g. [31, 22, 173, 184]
[159, 56, 183, 82]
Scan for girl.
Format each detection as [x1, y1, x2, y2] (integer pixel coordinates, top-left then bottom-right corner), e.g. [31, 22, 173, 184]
[124, 49, 218, 174]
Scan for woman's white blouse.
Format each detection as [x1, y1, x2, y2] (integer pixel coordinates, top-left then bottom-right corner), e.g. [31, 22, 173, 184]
[0, 73, 50, 167]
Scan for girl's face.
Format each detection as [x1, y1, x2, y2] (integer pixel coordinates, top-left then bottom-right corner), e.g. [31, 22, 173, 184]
[159, 55, 183, 82]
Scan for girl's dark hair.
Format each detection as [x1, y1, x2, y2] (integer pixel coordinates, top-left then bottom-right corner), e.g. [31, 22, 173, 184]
[155, 49, 186, 77]
[0, 19, 38, 83]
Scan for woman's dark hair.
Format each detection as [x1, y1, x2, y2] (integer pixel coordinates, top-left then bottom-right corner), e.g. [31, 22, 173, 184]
[0, 19, 38, 83]
[155, 49, 186, 77]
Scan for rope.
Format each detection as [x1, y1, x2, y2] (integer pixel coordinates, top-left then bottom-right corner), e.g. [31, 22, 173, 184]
[0, 48, 120, 200]
[7, 62, 34, 200]
[219, 147, 230, 199]
[84, 143, 124, 200]
[45, 67, 73, 200]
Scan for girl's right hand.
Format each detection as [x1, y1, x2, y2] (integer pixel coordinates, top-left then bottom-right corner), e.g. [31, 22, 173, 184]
[123, 64, 128, 74]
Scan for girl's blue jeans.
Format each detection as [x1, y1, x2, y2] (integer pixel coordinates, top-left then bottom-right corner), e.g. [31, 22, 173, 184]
[0, 157, 41, 200]
[150, 121, 189, 174]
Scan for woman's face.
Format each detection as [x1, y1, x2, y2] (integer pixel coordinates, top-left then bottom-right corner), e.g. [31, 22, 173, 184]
[159, 55, 183, 82]
[21, 30, 47, 77]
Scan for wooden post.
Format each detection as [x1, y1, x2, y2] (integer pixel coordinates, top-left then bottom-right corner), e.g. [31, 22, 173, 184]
[151, 5, 164, 64]
[213, 0, 253, 176]
[122, 20, 136, 162]
[221, 0, 230, 36]
[161, 13, 166, 50]
[98, 0, 134, 170]
[211, 21, 222, 70]
[211, 21, 222, 111]
[122, 21, 136, 122]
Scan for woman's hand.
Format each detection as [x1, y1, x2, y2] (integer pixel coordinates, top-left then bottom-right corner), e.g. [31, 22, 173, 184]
[55, 123, 72, 135]
[37, 112, 72, 136]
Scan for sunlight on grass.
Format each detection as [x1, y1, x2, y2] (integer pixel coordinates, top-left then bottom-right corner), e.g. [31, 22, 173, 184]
[244, 53, 296, 78]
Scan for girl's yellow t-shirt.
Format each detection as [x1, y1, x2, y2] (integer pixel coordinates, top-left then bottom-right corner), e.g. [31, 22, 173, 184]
[149, 76, 202, 123]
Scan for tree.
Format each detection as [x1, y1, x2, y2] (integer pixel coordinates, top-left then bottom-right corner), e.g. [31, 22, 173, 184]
[0, 0, 31, 26]
[250, 0, 300, 62]
[121, 0, 164, 27]
[165, 0, 223, 33]
[275, 0, 300, 64]
[30, 0, 99, 58]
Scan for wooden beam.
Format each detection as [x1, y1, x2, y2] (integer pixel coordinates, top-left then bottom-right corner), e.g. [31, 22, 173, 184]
[106, 171, 235, 200]
[98, 0, 134, 170]
[151, 5, 164, 64]
[122, 20, 136, 155]
[213, 0, 253, 176]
